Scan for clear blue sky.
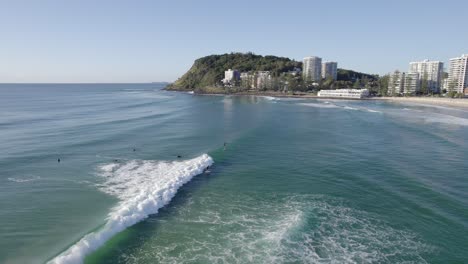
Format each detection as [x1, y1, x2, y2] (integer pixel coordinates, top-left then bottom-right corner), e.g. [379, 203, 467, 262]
[1, 0, 467, 83]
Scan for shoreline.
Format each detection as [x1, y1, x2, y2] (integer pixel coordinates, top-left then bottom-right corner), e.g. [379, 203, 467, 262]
[375, 97, 468, 109]
[167, 88, 468, 108]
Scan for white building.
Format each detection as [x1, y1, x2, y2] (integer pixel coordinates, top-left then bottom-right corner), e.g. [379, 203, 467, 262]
[303, 56, 322, 82]
[388, 71, 405, 95]
[448, 54, 468, 94]
[222, 69, 240, 85]
[408, 60, 444, 93]
[318, 89, 369, 99]
[321, 61, 338, 80]
[388, 71, 420, 95]
[403, 72, 420, 94]
[256, 71, 271, 89]
[240, 72, 255, 88]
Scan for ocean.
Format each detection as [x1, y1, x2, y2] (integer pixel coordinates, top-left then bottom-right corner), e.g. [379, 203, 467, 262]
[1, 83, 467, 264]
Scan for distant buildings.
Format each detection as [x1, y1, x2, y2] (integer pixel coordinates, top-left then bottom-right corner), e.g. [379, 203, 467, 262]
[403, 72, 420, 94]
[256, 71, 271, 89]
[303, 56, 322, 82]
[222, 69, 240, 85]
[388, 71, 420, 95]
[321, 61, 338, 80]
[318, 89, 369, 99]
[388, 71, 405, 95]
[408, 60, 443, 93]
[448, 54, 468, 94]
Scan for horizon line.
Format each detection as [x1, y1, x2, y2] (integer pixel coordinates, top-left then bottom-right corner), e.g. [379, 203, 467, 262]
[0, 82, 172, 84]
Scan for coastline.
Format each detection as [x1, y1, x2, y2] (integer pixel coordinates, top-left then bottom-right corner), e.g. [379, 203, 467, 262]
[167, 87, 468, 108]
[375, 97, 468, 109]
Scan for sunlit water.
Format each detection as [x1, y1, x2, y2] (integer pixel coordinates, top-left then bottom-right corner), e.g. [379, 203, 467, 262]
[1, 84, 467, 263]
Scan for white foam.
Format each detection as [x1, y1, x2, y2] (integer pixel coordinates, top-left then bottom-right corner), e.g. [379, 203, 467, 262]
[121, 194, 432, 263]
[49, 154, 213, 264]
[362, 108, 382, 113]
[423, 114, 468, 126]
[299, 102, 341, 109]
[260, 96, 278, 101]
[7, 175, 41, 183]
[343, 106, 359, 110]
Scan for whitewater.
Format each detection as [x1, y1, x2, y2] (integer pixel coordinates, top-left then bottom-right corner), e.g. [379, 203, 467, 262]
[49, 154, 213, 264]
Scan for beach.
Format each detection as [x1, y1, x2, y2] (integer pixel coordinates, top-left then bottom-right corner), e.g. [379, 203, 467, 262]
[377, 96, 468, 109]
[192, 89, 468, 108]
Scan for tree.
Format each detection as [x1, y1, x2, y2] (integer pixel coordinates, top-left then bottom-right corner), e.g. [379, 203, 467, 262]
[353, 78, 361, 89]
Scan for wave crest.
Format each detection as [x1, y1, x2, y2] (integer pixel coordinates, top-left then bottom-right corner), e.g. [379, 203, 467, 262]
[49, 154, 213, 264]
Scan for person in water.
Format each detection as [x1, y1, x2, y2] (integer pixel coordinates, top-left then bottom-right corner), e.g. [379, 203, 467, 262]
[57, 158, 60, 163]
[177, 155, 182, 158]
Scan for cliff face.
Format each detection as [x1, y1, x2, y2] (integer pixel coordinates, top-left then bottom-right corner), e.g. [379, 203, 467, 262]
[166, 53, 301, 90]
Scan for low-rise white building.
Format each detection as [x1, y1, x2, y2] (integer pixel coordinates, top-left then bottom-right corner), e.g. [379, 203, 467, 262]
[222, 69, 240, 85]
[256, 71, 271, 89]
[318, 89, 369, 99]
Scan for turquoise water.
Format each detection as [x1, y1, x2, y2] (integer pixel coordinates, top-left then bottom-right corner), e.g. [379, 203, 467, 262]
[1, 84, 468, 263]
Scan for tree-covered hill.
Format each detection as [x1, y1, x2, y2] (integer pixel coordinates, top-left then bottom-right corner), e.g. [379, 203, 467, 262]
[167, 53, 301, 90]
[337, 69, 379, 82]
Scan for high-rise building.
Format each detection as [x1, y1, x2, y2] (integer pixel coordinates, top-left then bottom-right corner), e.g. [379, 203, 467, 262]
[388, 71, 404, 95]
[388, 71, 420, 95]
[448, 54, 468, 94]
[303, 56, 322, 82]
[321, 61, 338, 80]
[408, 60, 443, 93]
[403, 72, 420, 94]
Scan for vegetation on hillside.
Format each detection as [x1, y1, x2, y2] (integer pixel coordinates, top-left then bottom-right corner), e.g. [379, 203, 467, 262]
[167, 53, 300, 90]
[167, 52, 394, 96]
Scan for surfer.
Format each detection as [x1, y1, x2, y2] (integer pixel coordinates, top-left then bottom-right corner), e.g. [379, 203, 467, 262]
[57, 158, 60, 163]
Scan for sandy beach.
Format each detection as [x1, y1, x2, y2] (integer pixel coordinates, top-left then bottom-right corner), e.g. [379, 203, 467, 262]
[376, 97, 468, 109]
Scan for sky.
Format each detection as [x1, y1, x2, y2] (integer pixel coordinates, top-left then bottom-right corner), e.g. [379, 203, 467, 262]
[0, 0, 467, 83]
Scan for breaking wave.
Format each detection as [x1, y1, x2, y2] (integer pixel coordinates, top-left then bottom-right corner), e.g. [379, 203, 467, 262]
[299, 102, 382, 113]
[7, 175, 41, 183]
[113, 194, 433, 264]
[48, 154, 213, 264]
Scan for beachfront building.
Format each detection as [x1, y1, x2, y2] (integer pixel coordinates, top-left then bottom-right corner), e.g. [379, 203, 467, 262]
[388, 71, 405, 95]
[388, 71, 420, 95]
[321, 61, 338, 80]
[303, 56, 322, 82]
[256, 71, 271, 90]
[403, 72, 420, 94]
[222, 69, 240, 85]
[448, 54, 468, 94]
[240, 72, 255, 89]
[318, 89, 369, 99]
[408, 60, 444, 93]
